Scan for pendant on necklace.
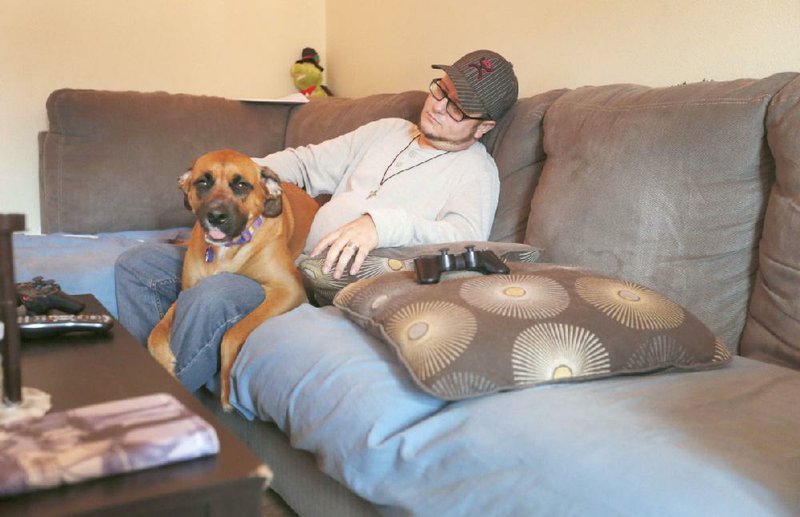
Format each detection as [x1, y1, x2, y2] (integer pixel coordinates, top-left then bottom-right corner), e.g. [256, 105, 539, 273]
[367, 134, 448, 201]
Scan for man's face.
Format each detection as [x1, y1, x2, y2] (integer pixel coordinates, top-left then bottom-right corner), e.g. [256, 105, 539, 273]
[418, 75, 494, 151]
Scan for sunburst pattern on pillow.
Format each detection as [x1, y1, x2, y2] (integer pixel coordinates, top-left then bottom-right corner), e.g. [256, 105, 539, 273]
[334, 263, 731, 400]
[624, 335, 692, 369]
[512, 323, 610, 383]
[460, 274, 569, 319]
[431, 372, 498, 399]
[385, 301, 477, 380]
[575, 277, 684, 330]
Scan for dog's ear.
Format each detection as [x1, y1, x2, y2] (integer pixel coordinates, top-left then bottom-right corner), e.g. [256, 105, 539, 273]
[178, 170, 192, 211]
[260, 167, 283, 218]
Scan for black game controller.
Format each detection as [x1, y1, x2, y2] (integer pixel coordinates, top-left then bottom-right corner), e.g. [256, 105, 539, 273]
[414, 245, 510, 284]
[16, 276, 86, 315]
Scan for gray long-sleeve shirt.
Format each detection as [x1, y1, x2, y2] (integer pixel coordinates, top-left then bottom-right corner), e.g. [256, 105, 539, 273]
[254, 118, 499, 253]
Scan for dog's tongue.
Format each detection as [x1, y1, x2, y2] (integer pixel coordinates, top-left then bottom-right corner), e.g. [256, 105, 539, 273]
[208, 229, 227, 241]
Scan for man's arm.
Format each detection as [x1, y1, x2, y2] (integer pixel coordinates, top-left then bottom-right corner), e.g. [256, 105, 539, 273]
[251, 119, 391, 196]
[252, 139, 351, 197]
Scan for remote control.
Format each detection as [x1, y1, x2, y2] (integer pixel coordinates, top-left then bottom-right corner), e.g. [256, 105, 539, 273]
[17, 314, 114, 339]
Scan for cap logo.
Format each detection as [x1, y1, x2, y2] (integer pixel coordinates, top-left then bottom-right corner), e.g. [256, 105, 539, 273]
[468, 57, 495, 80]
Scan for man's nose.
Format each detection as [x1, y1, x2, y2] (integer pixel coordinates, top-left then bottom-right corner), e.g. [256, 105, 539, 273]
[431, 96, 448, 113]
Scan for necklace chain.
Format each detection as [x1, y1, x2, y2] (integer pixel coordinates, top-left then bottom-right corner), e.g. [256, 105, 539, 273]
[366, 135, 449, 199]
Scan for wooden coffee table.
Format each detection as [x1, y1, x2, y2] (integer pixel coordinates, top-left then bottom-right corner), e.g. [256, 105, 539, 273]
[0, 296, 270, 516]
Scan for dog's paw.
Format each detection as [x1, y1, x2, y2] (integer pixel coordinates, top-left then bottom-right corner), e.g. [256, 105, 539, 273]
[219, 381, 234, 412]
[147, 341, 177, 376]
[221, 399, 234, 412]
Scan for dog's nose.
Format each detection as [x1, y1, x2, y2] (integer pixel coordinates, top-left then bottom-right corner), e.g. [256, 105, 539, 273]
[207, 210, 229, 227]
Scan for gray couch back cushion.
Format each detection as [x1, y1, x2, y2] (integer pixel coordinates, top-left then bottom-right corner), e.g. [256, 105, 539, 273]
[41, 89, 294, 233]
[284, 91, 427, 147]
[483, 89, 568, 243]
[524, 73, 798, 350]
[741, 75, 800, 367]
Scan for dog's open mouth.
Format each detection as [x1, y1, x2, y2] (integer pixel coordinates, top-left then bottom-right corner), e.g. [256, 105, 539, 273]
[206, 227, 237, 244]
[205, 227, 230, 243]
[199, 204, 247, 244]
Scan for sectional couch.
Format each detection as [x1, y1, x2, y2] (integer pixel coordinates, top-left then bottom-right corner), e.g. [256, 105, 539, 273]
[13, 72, 800, 515]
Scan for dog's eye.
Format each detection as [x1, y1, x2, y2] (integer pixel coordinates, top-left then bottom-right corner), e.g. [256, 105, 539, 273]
[194, 173, 214, 190]
[231, 179, 253, 196]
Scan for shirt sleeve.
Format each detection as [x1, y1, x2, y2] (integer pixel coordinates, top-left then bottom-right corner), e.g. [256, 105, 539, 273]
[251, 119, 395, 198]
[251, 139, 350, 198]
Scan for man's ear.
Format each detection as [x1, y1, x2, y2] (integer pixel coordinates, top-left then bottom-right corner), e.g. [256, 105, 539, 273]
[473, 120, 496, 140]
[260, 167, 283, 218]
[178, 170, 192, 211]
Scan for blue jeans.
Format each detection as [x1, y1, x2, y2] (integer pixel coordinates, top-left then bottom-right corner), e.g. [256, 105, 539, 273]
[114, 242, 264, 392]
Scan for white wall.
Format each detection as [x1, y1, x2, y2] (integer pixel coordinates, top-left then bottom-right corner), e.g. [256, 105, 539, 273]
[0, 0, 325, 233]
[326, 0, 800, 98]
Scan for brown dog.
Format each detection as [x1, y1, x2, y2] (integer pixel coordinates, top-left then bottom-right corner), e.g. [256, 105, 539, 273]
[148, 149, 318, 410]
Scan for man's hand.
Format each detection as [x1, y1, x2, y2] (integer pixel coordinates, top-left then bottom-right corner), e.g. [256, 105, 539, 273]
[310, 214, 379, 279]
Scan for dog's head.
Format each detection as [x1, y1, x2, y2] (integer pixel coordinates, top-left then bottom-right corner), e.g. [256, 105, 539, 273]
[179, 149, 283, 244]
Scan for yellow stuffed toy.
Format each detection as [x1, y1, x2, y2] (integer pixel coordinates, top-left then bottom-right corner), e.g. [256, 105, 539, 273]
[291, 47, 332, 98]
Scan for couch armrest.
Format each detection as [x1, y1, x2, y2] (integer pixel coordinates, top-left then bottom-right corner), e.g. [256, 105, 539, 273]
[41, 89, 296, 234]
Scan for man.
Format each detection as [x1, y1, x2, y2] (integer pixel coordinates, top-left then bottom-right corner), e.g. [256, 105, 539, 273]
[115, 49, 519, 392]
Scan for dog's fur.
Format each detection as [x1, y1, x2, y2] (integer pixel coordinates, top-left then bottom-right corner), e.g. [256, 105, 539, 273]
[148, 149, 318, 410]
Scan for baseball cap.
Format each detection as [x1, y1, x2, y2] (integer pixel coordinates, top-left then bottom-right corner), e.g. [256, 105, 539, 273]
[432, 50, 519, 121]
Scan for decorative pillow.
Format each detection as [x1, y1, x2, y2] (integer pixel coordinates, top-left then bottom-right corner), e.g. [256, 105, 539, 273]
[299, 241, 542, 306]
[333, 262, 731, 400]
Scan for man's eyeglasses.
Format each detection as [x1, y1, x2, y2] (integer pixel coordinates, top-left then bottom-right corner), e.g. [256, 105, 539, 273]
[429, 79, 487, 122]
